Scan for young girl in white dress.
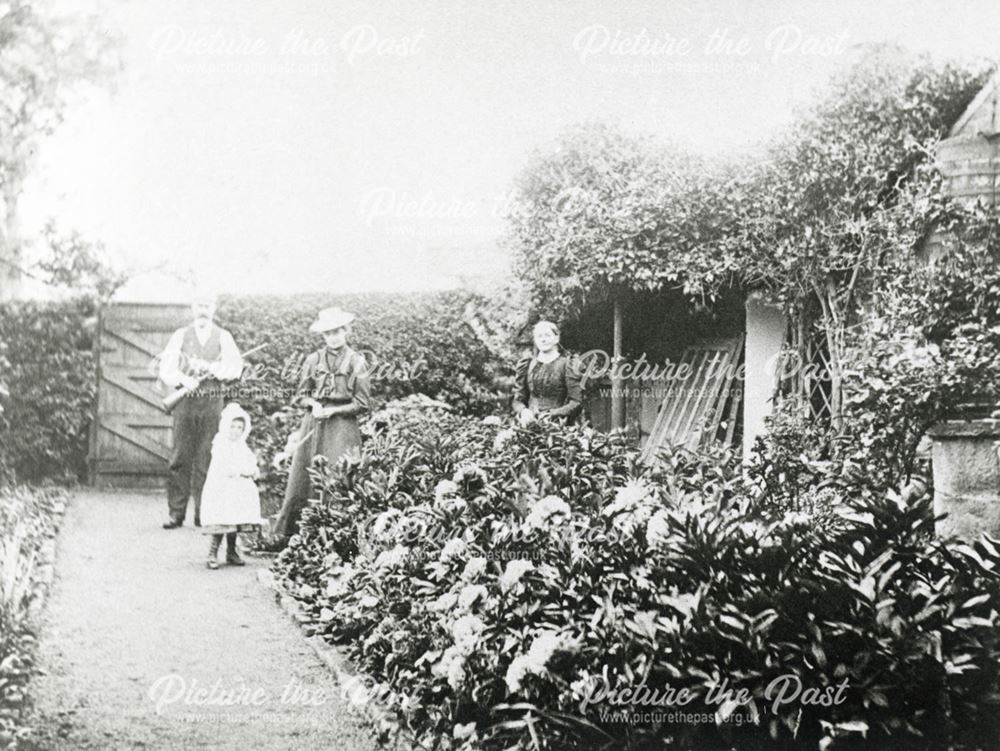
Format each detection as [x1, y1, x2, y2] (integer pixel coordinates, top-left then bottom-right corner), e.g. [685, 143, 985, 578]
[200, 403, 264, 569]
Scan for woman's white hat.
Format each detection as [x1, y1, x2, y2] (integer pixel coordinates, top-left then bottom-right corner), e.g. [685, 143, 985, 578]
[309, 307, 355, 333]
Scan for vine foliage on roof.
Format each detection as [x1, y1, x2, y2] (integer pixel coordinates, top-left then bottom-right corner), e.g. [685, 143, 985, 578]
[505, 121, 737, 320]
[507, 47, 990, 321]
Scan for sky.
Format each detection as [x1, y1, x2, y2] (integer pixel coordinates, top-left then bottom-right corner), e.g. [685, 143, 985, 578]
[18, 0, 1000, 297]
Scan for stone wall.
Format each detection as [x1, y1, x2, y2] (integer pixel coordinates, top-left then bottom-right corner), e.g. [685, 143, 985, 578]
[929, 420, 1000, 539]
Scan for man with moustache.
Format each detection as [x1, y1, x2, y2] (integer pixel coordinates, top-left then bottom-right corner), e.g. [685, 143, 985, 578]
[158, 290, 243, 529]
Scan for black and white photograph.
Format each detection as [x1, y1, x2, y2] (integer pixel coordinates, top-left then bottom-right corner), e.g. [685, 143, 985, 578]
[3, 1, 1000, 749]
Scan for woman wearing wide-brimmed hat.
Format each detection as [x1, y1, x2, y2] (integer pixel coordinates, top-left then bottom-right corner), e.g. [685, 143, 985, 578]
[272, 307, 371, 543]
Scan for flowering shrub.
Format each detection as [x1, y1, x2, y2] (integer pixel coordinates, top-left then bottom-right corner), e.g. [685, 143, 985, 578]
[0, 485, 68, 749]
[274, 407, 1000, 750]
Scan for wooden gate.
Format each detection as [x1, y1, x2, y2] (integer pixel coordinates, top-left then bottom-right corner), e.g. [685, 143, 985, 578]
[89, 302, 190, 487]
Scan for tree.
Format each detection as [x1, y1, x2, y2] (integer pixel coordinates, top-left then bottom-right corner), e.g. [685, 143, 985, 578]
[34, 220, 126, 301]
[724, 46, 989, 427]
[0, 0, 119, 298]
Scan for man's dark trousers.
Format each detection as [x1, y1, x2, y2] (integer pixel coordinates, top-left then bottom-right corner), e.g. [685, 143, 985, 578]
[167, 394, 223, 524]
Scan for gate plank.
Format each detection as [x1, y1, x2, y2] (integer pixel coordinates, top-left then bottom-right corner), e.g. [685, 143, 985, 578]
[102, 369, 164, 410]
[101, 417, 172, 462]
[103, 326, 163, 359]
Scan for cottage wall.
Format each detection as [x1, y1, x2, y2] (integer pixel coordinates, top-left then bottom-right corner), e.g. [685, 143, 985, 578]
[743, 296, 787, 461]
[937, 74, 1000, 206]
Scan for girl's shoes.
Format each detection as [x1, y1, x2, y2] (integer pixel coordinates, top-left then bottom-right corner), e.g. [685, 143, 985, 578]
[225, 532, 245, 565]
[208, 534, 222, 568]
[226, 551, 246, 566]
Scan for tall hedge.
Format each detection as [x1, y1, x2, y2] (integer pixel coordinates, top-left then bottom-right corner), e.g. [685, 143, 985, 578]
[0, 298, 96, 483]
[216, 290, 508, 417]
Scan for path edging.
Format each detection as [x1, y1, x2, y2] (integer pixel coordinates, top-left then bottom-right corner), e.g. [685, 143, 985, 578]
[255, 568, 423, 751]
[30, 494, 68, 615]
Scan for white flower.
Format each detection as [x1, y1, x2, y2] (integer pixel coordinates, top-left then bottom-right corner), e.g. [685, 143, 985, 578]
[457, 584, 488, 611]
[452, 463, 487, 486]
[398, 693, 416, 713]
[434, 479, 459, 501]
[570, 674, 599, 702]
[603, 480, 655, 535]
[440, 537, 468, 563]
[524, 630, 562, 671]
[505, 655, 531, 693]
[374, 544, 408, 570]
[348, 682, 370, 708]
[452, 614, 486, 655]
[447, 655, 466, 690]
[611, 479, 653, 509]
[430, 591, 459, 612]
[645, 509, 672, 549]
[493, 428, 515, 451]
[499, 559, 534, 593]
[325, 564, 356, 598]
[781, 511, 811, 528]
[461, 556, 487, 581]
[433, 645, 466, 690]
[372, 509, 401, 539]
[525, 495, 571, 530]
[454, 722, 477, 740]
[436, 494, 468, 514]
[505, 630, 567, 694]
[481, 415, 502, 426]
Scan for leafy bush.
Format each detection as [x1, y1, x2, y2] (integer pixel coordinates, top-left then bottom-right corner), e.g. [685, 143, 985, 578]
[0, 299, 96, 484]
[841, 212, 1000, 489]
[275, 409, 1000, 750]
[0, 485, 68, 749]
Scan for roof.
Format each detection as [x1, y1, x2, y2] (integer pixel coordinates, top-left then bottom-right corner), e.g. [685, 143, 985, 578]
[949, 70, 1000, 138]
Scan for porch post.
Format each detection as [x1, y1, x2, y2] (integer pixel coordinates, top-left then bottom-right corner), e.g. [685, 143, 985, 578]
[611, 297, 625, 430]
[743, 294, 788, 462]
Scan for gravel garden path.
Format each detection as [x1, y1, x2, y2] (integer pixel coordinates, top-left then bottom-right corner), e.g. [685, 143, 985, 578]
[25, 488, 377, 751]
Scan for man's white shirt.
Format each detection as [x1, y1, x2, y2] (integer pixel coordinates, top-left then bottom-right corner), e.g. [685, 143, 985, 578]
[158, 323, 243, 388]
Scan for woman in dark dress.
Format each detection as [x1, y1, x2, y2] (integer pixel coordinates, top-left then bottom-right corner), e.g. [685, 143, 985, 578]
[272, 307, 371, 543]
[512, 320, 583, 425]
